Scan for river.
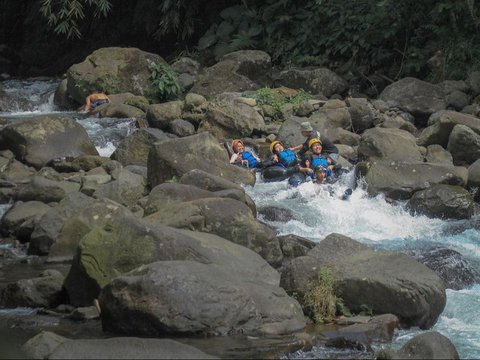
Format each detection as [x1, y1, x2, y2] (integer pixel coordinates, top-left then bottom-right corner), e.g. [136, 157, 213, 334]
[0, 79, 479, 358]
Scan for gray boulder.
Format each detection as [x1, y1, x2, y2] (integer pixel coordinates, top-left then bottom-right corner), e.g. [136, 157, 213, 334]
[418, 110, 480, 148]
[408, 247, 480, 290]
[357, 127, 424, 162]
[0, 200, 50, 239]
[1, 269, 64, 308]
[111, 128, 170, 166]
[169, 119, 196, 137]
[66, 47, 164, 104]
[180, 168, 244, 192]
[281, 233, 446, 329]
[0, 115, 98, 169]
[275, 68, 349, 97]
[147, 132, 255, 187]
[146, 100, 184, 130]
[63, 212, 280, 306]
[379, 77, 446, 126]
[357, 161, 468, 200]
[15, 175, 80, 203]
[144, 197, 282, 266]
[22, 331, 215, 359]
[468, 159, 480, 201]
[191, 50, 271, 97]
[100, 260, 305, 336]
[29, 192, 95, 255]
[447, 124, 480, 165]
[198, 94, 265, 139]
[425, 144, 453, 164]
[407, 184, 474, 219]
[386, 331, 459, 359]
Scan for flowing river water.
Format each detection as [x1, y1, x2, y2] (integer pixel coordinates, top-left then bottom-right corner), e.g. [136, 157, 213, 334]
[0, 79, 479, 358]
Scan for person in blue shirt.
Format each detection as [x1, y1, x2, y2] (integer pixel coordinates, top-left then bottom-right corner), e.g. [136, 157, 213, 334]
[230, 139, 275, 169]
[302, 138, 335, 180]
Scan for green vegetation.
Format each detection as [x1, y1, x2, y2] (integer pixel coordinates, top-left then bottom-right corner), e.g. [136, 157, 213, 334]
[303, 267, 338, 324]
[246, 87, 312, 120]
[39, 0, 480, 81]
[148, 62, 181, 101]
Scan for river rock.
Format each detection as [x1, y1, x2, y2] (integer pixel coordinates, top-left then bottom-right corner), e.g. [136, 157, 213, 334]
[407, 184, 474, 220]
[447, 124, 480, 165]
[417, 110, 480, 148]
[0, 115, 98, 169]
[22, 331, 216, 359]
[29, 192, 95, 255]
[382, 331, 459, 359]
[357, 127, 424, 162]
[379, 77, 447, 126]
[198, 94, 266, 139]
[94, 103, 145, 118]
[1, 269, 64, 308]
[111, 128, 170, 166]
[66, 47, 164, 104]
[346, 97, 374, 133]
[63, 211, 280, 306]
[146, 100, 184, 130]
[99, 260, 305, 336]
[425, 144, 453, 164]
[0, 200, 51, 240]
[92, 168, 146, 208]
[275, 67, 349, 97]
[281, 233, 446, 329]
[357, 161, 468, 200]
[47, 199, 133, 263]
[180, 168, 244, 192]
[15, 175, 80, 203]
[468, 159, 480, 201]
[147, 132, 255, 187]
[144, 197, 282, 266]
[258, 206, 295, 222]
[169, 119, 196, 137]
[191, 50, 271, 97]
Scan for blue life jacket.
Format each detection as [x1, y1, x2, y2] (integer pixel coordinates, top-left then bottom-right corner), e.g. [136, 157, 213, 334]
[241, 152, 259, 168]
[277, 149, 297, 168]
[310, 155, 333, 177]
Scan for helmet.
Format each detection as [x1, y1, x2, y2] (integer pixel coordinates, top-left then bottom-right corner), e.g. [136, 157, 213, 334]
[314, 165, 327, 173]
[269, 140, 281, 154]
[308, 137, 322, 148]
[231, 139, 244, 152]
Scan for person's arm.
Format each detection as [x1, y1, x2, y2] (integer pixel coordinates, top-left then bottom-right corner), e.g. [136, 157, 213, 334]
[230, 153, 239, 164]
[82, 95, 91, 113]
[289, 144, 303, 152]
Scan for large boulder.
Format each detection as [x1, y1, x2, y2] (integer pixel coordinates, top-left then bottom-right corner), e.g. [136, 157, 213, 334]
[274, 68, 349, 97]
[1, 270, 64, 308]
[22, 331, 215, 359]
[357, 127, 424, 162]
[15, 175, 80, 203]
[63, 212, 279, 306]
[100, 260, 305, 336]
[0, 115, 98, 169]
[447, 124, 480, 165]
[468, 159, 480, 200]
[146, 101, 184, 130]
[408, 247, 480, 290]
[379, 77, 447, 126]
[385, 331, 459, 359]
[144, 197, 282, 266]
[0, 200, 51, 239]
[417, 110, 480, 148]
[47, 199, 133, 263]
[147, 132, 255, 187]
[190, 50, 271, 97]
[407, 184, 474, 220]
[357, 161, 468, 200]
[198, 94, 266, 138]
[29, 192, 95, 256]
[66, 47, 164, 104]
[110, 128, 170, 166]
[281, 233, 446, 329]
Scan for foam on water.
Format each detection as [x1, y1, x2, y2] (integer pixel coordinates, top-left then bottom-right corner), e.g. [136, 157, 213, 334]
[247, 172, 480, 359]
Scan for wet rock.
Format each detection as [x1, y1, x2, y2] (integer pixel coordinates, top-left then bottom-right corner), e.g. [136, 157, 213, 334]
[258, 206, 295, 222]
[22, 331, 216, 359]
[1, 269, 64, 308]
[407, 247, 480, 290]
[407, 184, 474, 220]
[99, 260, 305, 336]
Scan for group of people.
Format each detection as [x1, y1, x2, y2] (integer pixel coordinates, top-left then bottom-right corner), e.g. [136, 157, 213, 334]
[229, 121, 342, 185]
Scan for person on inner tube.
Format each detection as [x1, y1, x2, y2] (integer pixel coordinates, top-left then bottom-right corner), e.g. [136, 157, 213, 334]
[230, 139, 275, 169]
[301, 138, 336, 180]
[269, 140, 311, 176]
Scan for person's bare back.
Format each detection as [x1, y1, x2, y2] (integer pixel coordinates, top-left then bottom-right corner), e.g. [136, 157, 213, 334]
[82, 92, 110, 113]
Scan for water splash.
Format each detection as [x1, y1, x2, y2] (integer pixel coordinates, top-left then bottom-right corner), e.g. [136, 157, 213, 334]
[1, 79, 60, 114]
